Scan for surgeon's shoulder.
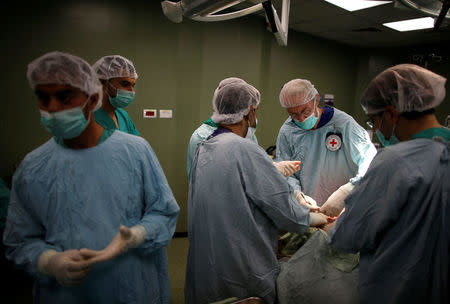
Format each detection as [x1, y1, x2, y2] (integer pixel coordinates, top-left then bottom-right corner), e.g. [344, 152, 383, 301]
[279, 117, 297, 134]
[371, 140, 426, 172]
[191, 124, 215, 143]
[108, 130, 153, 153]
[331, 108, 359, 126]
[115, 108, 130, 118]
[15, 138, 57, 176]
[225, 134, 266, 157]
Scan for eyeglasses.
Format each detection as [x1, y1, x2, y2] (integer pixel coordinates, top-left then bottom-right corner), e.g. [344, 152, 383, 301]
[365, 112, 385, 129]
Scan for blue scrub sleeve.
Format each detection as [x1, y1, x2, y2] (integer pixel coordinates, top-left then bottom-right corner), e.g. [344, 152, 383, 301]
[137, 142, 180, 253]
[276, 127, 302, 191]
[3, 173, 62, 276]
[242, 145, 310, 234]
[329, 148, 414, 253]
[347, 123, 377, 185]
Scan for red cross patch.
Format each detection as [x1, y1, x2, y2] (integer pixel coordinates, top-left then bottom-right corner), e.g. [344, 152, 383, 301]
[326, 134, 342, 151]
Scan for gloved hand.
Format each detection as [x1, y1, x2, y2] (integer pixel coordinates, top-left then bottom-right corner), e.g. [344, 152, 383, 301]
[294, 190, 320, 211]
[309, 212, 328, 227]
[38, 249, 94, 286]
[273, 161, 301, 177]
[320, 182, 354, 217]
[80, 225, 146, 264]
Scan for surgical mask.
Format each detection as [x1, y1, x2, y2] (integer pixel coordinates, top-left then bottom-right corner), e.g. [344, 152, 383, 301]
[246, 118, 258, 139]
[375, 113, 399, 147]
[108, 83, 135, 108]
[294, 111, 318, 130]
[40, 100, 90, 139]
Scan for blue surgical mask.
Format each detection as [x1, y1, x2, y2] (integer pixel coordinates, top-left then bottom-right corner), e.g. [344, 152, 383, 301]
[40, 100, 90, 139]
[109, 87, 135, 108]
[246, 118, 258, 140]
[294, 111, 318, 130]
[375, 113, 399, 147]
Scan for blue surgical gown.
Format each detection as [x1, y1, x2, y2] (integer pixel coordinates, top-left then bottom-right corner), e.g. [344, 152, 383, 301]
[0, 178, 10, 230]
[187, 119, 258, 179]
[185, 132, 310, 304]
[329, 137, 449, 304]
[3, 131, 179, 304]
[276, 108, 376, 205]
[95, 108, 140, 136]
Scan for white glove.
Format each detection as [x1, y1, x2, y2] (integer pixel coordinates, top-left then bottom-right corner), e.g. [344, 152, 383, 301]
[38, 249, 94, 286]
[273, 161, 301, 177]
[309, 212, 328, 227]
[320, 182, 354, 217]
[294, 190, 320, 211]
[80, 225, 146, 264]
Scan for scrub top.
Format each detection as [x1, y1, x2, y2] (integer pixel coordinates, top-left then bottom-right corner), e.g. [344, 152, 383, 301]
[185, 131, 310, 304]
[95, 108, 139, 136]
[276, 107, 377, 205]
[329, 130, 449, 304]
[186, 117, 258, 179]
[3, 131, 179, 304]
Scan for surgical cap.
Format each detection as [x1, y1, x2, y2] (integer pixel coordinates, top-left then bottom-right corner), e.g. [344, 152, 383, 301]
[93, 55, 138, 80]
[279, 79, 319, 108]
[361, 64, 446, 114]
[217, 77, 247, 90]
[211, 82, 261, 124]
[213, 77, 260, 109]
[27, 51, 103, 110]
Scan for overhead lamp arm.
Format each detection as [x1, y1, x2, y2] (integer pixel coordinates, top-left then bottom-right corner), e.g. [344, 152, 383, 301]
[190, 3, 264, 22]
[262, 0, 291, 46]
[161, 0, 291, 46]
[433, 0, 450, 31]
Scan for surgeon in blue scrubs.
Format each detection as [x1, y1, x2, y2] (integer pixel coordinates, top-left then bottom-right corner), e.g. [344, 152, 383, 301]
[276, 79, 377, 216]
[329, 64, 449, 304]
[93, 55, 140, 135]
[187, 77, 302, 182]
[187, 77, 259, 179]
[3, 51, 179, 304]
[185, 81, 328, 304]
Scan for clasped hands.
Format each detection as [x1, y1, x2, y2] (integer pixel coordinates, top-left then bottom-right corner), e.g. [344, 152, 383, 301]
[39, 225, 146, 286]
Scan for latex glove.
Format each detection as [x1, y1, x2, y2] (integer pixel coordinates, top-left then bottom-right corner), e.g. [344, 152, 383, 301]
[38, 249, 94, 286]
[80, 225, 146, 264]
[309, 212, 328, 227]
[294, 190, 320, 212]
[320, 182, 354, 217]
[273, 161, 301, 177]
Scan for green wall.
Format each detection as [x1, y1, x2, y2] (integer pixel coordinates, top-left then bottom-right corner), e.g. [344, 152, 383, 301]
[1, 1, 447, 232]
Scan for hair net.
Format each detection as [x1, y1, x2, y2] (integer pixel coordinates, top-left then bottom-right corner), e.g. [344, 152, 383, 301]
[279, 79, 319, 108]
[211, 81, 261, 124]
[217, 77, 247, 89]
[361, 64, 446, 114]
[213, 77, 260, 109]
[93, 55, 138, 80]
[27, 51, 103, 110]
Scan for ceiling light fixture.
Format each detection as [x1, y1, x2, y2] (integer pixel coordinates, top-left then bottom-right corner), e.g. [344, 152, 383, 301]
[383, 17, 435, 31]
[323, 0, 392, 12]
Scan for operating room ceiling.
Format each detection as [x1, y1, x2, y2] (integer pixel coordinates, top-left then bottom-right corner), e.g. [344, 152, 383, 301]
[239, 0, 450, 48]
